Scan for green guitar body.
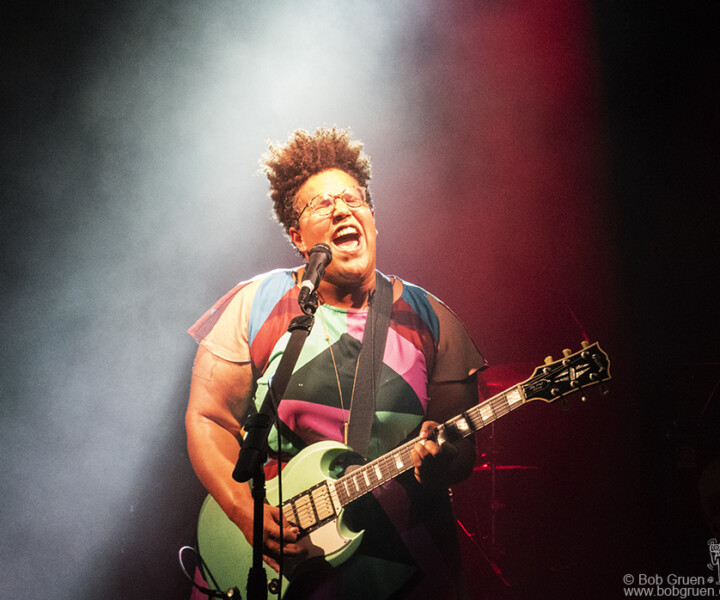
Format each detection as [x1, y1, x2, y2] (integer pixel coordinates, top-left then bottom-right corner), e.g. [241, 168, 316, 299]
[197, 441, 365, 597]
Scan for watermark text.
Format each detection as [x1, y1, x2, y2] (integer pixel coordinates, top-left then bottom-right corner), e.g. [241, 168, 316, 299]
[623, 573, 717, 598]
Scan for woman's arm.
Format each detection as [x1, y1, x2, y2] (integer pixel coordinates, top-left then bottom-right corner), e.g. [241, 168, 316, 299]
[411, 373, 479, 487]
[185, 344, 303, 572]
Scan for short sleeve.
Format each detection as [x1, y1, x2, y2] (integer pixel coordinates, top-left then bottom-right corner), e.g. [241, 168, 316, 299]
[195, 282, 257, 364]
[427, 295, 487, 383]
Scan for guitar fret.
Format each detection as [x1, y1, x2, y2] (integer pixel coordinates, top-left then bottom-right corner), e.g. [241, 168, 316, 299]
[492, 396, 509, 417]
[327, 479, 342, 512]
[377, 458, 390, 483]
[506, 387, 523, 407]
[479, 402, 495, 423]
[389, 455, 399, 475]
[467, 406, 483, 430]
[367, 464, 378, 485]
[357, 468, 367, 490]
[381, 455, 393, 477]
[335, 480, 348, 505]
[399, 446, 411, 470]
[456, 415, 470, 434]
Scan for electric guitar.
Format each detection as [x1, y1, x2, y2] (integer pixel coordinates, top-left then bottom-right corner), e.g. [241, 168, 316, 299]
[196, 341, 611, 597]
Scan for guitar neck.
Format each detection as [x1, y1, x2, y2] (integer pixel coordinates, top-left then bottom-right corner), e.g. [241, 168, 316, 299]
[331, 384, 526, 507]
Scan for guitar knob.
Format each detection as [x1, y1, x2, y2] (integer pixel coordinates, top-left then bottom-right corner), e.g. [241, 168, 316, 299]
[562, 348, 572, 358]
[544, 356, 553, 365]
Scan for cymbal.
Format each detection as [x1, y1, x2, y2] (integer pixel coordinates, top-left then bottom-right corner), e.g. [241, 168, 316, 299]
[478, 363, 538, 396]
[473, 463, 538, 471]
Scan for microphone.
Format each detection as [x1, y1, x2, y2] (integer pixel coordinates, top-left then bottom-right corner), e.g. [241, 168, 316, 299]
[298, 243, 332, 314]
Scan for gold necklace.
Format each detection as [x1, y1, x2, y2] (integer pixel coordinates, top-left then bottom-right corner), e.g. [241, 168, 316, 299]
[316, 301, 362, 445]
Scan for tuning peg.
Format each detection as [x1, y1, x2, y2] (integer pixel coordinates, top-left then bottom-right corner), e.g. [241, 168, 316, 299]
[561, 348, 574, 365]
[581, 340, 590, 349]
[544, 356, 553, 365]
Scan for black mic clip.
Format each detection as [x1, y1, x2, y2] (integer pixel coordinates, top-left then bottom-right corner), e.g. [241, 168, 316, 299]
[301, 291, 319, 315]
[298, 243, 332, 315]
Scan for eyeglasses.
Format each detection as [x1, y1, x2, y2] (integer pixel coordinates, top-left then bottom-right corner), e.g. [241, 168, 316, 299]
[297, 186, 368, 219]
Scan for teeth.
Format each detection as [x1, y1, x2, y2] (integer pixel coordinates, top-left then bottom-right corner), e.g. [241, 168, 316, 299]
[333, 226, 358, 239]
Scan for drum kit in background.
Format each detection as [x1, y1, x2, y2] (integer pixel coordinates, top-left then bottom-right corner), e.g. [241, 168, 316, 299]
[451, 364, 545, 595]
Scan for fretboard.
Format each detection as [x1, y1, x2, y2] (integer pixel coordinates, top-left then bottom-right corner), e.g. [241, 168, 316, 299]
[330, 384, 526, 507]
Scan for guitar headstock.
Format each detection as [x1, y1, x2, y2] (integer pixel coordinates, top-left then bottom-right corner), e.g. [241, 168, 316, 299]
[521, 341, 611, 404]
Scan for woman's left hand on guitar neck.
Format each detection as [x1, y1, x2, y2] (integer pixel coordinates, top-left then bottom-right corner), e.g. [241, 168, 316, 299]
[410, 421, 476, 488]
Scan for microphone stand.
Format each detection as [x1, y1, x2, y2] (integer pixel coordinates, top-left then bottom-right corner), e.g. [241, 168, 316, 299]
[231, 297, 317, 600]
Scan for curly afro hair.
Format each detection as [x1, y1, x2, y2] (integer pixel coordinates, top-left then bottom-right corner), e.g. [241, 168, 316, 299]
[262, 126, 373, 235]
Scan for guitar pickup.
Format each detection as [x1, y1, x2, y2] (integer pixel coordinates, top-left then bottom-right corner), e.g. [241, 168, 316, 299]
[282, 481, 337, 535]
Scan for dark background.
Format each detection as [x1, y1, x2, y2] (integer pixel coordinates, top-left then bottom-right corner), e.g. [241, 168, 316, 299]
[1, 2, 717, 598]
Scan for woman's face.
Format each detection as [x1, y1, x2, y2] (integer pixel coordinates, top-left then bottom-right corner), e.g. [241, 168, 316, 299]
[289, 168, 377, 290]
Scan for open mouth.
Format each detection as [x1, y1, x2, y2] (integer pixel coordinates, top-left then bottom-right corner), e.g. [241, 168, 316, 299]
[332, 226, 362, 251]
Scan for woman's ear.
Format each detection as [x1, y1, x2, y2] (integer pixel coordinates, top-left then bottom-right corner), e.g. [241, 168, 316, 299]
[289, 226, 307, 254]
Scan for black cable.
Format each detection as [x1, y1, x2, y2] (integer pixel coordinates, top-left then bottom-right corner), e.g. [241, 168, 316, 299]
[178, 545, 241, 599]
[277, 449, 284, 599]
[191, 544, 224, 594]
[265, 364, 290, 599]
[266, 393, 285, 598]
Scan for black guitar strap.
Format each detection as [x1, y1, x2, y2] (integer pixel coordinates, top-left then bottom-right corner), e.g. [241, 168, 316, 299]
[346, 271, 393, 459]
